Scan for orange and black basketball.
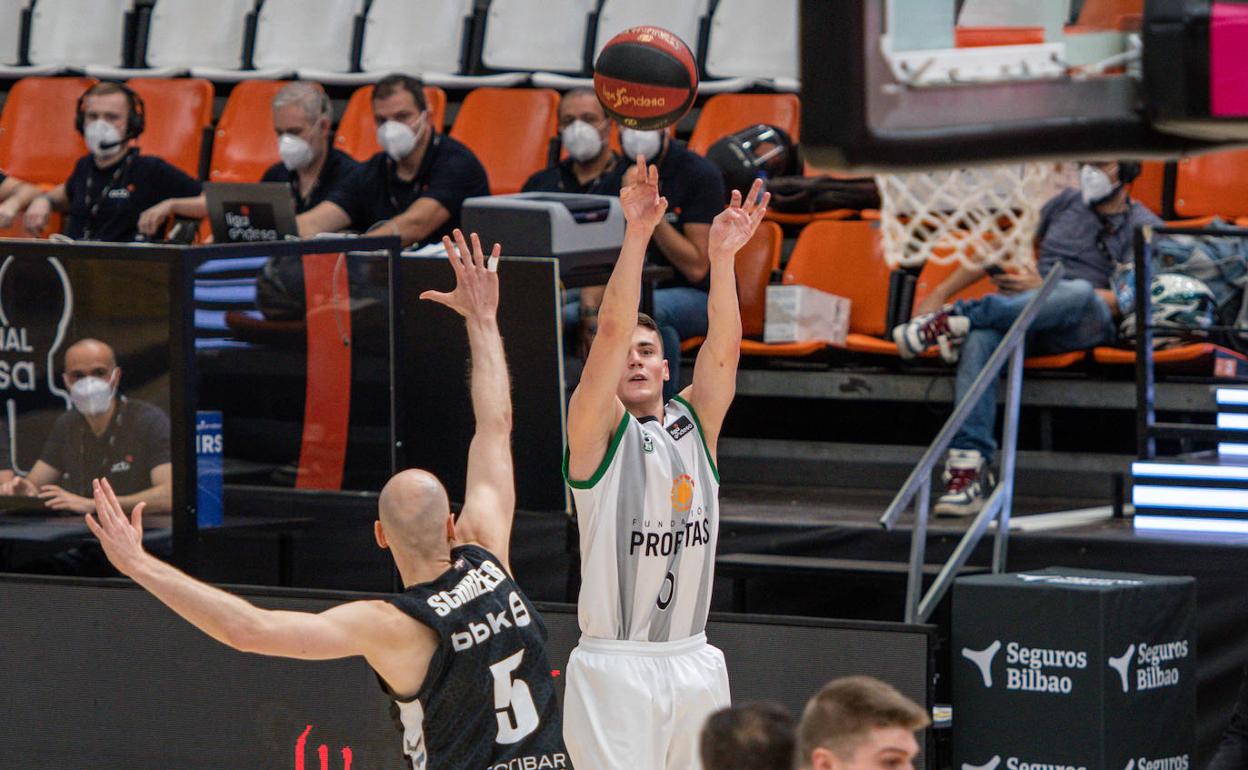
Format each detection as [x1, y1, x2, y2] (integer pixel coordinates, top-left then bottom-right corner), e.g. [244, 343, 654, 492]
[593, 26, 699, 131]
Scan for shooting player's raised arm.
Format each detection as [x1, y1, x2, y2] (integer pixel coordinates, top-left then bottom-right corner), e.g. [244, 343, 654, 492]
[566, 156, 666, 481]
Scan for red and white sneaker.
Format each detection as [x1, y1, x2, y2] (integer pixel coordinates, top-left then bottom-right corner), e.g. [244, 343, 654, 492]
[934, 449, 995, 517]
[892, 308, 970, 363]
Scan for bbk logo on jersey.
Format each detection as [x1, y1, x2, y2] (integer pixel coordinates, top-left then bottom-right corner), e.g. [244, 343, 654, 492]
[962, 755, 1087, 770]
[961, 639, 1088, 694]
[1107, 640, 1189, 693]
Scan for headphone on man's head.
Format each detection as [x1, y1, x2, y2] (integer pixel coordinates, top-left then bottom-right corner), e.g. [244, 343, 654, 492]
[74, 82, 146, 141]
[1117, 161, 1141, 185]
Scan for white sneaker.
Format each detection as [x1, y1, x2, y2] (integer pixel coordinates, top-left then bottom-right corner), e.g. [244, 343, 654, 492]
[934, 449, 995, 517]
[892, 308, 970, 363]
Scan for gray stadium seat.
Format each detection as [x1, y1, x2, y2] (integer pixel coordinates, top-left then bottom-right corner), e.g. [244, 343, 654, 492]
[0, 0, 28, 68]
[699, 0, 800, 94]
[531, 0, 710, 91]
[306, 0, 475, 87]
[434, 0, 597, 89]
[88, 0, 255, 79]
[0, 0, 132, 78]
[191, 0, 362, 83]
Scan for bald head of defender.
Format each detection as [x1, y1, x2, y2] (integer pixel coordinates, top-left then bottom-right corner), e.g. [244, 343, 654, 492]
[376, 469, 455, 561]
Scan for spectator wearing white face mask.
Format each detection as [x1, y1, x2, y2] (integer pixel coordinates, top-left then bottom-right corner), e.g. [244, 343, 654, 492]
[137, 82, 360, 238]
[297, 74, 490, 248]
[0, 338, 171, 516]
[523, 88, 627, 196]
[565, 124, 725, 399]
[24, 82, 201, 242]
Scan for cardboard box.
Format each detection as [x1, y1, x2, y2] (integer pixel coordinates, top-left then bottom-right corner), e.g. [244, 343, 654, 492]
[763, 284, 851, 346]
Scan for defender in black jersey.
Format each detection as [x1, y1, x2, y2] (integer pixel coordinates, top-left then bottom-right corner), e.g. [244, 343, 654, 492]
[84, 229, 568, 770]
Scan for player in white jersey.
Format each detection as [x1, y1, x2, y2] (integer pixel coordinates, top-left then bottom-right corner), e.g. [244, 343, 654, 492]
[563, 154, 769, 770]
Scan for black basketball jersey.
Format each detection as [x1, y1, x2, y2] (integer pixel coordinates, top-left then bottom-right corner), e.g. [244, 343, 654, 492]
[384, 544, 569, 770]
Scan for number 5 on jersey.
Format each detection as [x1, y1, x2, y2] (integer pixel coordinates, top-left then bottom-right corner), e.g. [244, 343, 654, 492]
[489, 649, 540, 744]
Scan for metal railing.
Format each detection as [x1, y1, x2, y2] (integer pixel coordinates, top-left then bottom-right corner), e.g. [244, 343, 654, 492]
[879, 264, 1066, 624]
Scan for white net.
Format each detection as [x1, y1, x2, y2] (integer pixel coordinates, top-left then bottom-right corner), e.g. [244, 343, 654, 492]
[875, 163, 1075, 269]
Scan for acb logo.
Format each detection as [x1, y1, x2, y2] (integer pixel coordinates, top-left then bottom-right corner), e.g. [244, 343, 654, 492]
[670, 474, 694, 514]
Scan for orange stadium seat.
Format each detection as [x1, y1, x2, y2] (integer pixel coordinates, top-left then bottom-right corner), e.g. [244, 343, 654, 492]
[741, 220, 894, 357]
[128, 78, 214, 178]
[0, 76, 95, 186]
[679, 220, 782, 352]
[1075, 0, 1143, 30]
[450, 88, 558, 195]
[1092, 343, 1248, 375]
[334, 85, 447, 162]
[209, 80, 289, 183]
[687, 94, 801, 156]
[1173, 149, 1248, 220]
[1132, 161, 1166, 216]
[954, 27, 1047, 47]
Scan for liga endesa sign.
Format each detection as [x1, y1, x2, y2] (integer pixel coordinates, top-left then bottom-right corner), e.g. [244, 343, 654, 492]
[953, 568, 1196, 770]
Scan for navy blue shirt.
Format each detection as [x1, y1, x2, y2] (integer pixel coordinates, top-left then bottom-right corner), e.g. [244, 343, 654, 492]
[326, 135, 490, 245]
[260, 147, 360, 214]
[65, 150, 201, 242]
[1036, 188, 1163, 289]
[652, 140, 726, 290]
[522, 153, 628, 196]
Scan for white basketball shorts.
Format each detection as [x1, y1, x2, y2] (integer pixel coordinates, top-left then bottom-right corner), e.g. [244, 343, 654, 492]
[563, 633, 731, 770]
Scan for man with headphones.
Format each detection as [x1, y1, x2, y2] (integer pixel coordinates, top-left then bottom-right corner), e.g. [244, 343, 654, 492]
[24, 82, 201, 242]
[891, 160, 1161, 517]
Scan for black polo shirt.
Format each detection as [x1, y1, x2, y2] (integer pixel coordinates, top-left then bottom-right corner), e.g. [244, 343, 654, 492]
[38, 397, 171, 498]
[261, 147, 361, 214]
[522, 153, 627, 196]
[326, 134, 490, 245]
[652, 140, 725, 290]
[65, 150, 201, 242]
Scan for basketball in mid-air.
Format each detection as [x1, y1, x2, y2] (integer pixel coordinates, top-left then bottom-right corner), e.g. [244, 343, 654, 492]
[593, 26, 699, 131]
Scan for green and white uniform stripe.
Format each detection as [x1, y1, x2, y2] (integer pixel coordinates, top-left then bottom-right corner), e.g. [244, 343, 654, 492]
[564, 396, 720, 643]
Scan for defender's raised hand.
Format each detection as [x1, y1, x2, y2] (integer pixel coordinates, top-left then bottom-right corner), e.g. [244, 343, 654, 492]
[619, 154, 668, 230]
[709, 179, 770, 261]
[84, 477, 148, 577]
[421, 229, 501, 320]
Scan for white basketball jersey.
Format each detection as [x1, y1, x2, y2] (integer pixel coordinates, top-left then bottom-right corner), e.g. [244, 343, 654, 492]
[566, 396, 720, 642]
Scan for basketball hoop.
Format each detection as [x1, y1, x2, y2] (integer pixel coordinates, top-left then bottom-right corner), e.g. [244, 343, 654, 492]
[875, 163, 1074, 269]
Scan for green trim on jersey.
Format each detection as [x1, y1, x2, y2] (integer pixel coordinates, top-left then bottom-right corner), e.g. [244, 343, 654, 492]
[563, 412, 631, 490]
[671, 394, 721, 484]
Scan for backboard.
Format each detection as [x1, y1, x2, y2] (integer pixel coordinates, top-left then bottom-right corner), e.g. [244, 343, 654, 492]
[801, 0, 1248, 171]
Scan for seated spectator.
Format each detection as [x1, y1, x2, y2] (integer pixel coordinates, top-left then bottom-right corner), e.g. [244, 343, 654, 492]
[522, 88, 626, 195]
[137, 81, 360, 236]
[891, 161, 1161, 516]
[0, 170, 42, 230]
[0, 338, 171, 516]
[297, 74, 490, 248]
[24, 82, 201, 242]
[569, 129, 726, 398]
[701, 701, 796, 770]
[796, 676, 930, 770]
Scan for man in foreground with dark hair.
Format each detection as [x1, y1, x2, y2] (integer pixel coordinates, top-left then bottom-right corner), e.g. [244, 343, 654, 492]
[297, 74, 489, 248]
[796, 676, 930, 770]
[701, 701, 796, 770]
